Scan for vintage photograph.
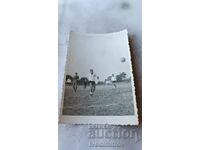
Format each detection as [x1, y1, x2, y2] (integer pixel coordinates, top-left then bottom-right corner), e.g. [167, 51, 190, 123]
[58, 0, 141, 149]
[60, 30, 138, 123]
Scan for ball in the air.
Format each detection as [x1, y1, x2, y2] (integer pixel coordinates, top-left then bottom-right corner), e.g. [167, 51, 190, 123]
[120, 57, 126, 63]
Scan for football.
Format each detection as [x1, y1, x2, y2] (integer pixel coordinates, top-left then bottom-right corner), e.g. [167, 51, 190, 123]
[120, 57, 126, 63]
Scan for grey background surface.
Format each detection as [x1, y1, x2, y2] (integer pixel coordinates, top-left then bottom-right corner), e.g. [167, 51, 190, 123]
[58, 0, 142, 149]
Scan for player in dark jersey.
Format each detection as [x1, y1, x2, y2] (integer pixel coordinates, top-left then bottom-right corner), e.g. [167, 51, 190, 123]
[73, 72, 79, 92]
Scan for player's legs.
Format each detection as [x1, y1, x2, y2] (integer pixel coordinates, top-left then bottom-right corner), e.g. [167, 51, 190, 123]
[91, 82, 96, 93]
[73, 82, 75, 92]
[84, 81, 87, 88]
[89, 82, 93, 95]
[75, 82, 78, 91]
[112, 81, 117, 88]
[113, 82, 117, 88]
[73, 81, 78, 92]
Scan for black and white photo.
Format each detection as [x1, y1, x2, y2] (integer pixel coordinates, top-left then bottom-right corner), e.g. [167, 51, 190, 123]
[59, 30, 138, 124]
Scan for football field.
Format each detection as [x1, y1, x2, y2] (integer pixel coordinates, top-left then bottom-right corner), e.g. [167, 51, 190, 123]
[63, 82, 135, 116]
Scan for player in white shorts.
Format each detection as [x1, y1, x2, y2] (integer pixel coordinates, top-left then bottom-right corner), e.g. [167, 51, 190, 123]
[87, 69, 96, 96]
[111, 74, 117, 88]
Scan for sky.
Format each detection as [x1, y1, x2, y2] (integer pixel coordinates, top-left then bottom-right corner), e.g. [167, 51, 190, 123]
[65, 30, 133, 81]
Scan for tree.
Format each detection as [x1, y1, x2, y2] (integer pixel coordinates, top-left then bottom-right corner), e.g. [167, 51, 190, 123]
[79, 77, 88, 85]
[116, 72, 127, 82]
[120, 72, 126, 79]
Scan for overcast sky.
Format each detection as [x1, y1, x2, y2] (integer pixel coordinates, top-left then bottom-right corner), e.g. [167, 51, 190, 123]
[65, 30, 133, 81]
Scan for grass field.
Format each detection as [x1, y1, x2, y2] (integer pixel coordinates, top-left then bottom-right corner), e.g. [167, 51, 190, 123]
[63, 82, 135, 116]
